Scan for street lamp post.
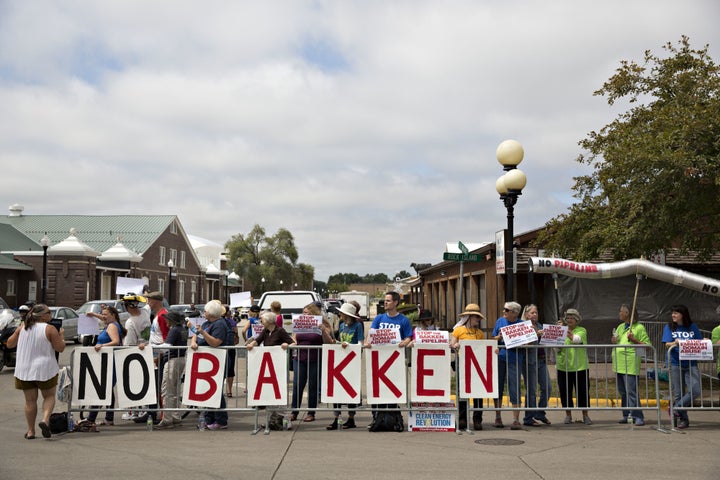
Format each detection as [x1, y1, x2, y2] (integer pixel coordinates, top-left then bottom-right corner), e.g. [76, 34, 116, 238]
[167, 259, 174, 305]
[40, 233, 50, 304]
[224, 271, 229, 305]
[495, 139, 527, 302]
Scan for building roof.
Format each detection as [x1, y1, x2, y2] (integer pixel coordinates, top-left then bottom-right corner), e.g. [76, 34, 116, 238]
[0, 223, 43, 252]
[0, 214, 176, 256]
[0, 253, 33, 271]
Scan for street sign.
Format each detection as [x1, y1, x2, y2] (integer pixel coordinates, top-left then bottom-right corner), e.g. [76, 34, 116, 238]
[458, 241, 469, 255]
[443, 252, 481, 262]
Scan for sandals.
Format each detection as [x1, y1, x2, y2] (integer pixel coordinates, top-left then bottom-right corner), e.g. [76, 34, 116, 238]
[24, 433, 36, 440]
[39, 421, 52, 438]
[303, 415, 315, 422]
[289, 414, 298, 421]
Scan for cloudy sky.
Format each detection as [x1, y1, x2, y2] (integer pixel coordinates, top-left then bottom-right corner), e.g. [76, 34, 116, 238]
[1, 1, 718, 281]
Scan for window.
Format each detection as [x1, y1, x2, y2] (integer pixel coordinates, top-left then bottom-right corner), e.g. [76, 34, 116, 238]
[178, 280, 185, 303]
[159, 246, 166, 266]
[180, 250, 186, 269]
[159, 278, 166, 296]
[170, 248, 177, 266]
[170, 221, 177, 234]
[6, 279, 16, 296]
[191, 280, 197, 304]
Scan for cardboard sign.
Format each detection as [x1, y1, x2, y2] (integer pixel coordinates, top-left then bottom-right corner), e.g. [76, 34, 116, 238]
[500, 320, 538, 349]
[368, 328, 402, 345]
[292, 314, 322, 335]
[539, 323, 569, 346]
[114, 346, 157, 408]
[410, 344, 451, 402]
[321, 344, 362, 403]
[678, 339, 713, 361]
[408, 402, 455, 432]
[457, 340, 499, 399]
[365, 345, 407, 404]
[414, 329, 449, 344]
[246, 347, 288, 406]
[182, 347, 227, 408]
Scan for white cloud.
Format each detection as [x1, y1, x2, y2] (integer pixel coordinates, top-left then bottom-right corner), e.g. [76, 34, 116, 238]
[1, 0, 718, 280]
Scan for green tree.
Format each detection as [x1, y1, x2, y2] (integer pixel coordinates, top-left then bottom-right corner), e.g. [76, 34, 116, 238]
[225, 224, 314, 296]
[540, 37, 720, 260]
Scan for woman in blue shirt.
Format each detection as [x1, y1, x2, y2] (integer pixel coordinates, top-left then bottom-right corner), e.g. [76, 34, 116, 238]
[661, 304, 702, 429]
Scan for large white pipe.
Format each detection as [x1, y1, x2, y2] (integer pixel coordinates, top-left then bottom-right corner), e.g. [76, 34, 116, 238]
[529, 257, 720, 297]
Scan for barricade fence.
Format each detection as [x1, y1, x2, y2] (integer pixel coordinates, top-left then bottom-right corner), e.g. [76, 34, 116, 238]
[64, 342, 719, 433]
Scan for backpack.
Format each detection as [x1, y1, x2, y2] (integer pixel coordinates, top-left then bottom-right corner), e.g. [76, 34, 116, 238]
[369, 405, 404, 432]
[268, 411, 285, 431]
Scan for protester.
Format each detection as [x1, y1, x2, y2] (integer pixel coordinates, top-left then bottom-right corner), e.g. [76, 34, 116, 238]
[144, 291, 169, 424]
[491, 301, 526, 430]
[242, 305, 261, 342]
[556, 309, 592, 425]
[270, 301, 284, 328]
[521, 304, 551, 426]
[190, 300, 231, 430]
[246, 312, 294, 350]
[122, 293, 151, 346]
[222, 305, 239, 398]
[713, 305, 720, 382]
[291, 302, 334, 422]
[364, 291, 413, 349]
[152, 311, 188, 429]
[85, 306, 125, 426]
[661, 304, 702, 429]
[450, 303, 485, 431]
[327, 303, 364, 430]
[611, 304, 651, 426]
[7, 304, 65, 439]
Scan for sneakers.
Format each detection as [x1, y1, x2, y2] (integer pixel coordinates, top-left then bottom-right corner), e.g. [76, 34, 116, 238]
[677, 420, 689, 429]
[583, 416, 593, 425]
[121, 413, 137, 421]
[564, 415, 572, 424]
[634, 419, 645, 427]
[206, 423, 228, 430]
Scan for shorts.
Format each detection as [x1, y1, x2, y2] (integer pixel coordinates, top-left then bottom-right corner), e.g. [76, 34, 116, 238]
[15, 374, 59, 391]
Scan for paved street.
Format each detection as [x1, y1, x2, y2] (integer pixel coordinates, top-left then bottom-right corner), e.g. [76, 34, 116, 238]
[1, 344, 719, 480]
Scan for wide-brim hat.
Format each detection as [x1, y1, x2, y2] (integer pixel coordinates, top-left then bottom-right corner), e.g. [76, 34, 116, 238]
[337, 302, 359, 319]
[418, 309, 434, 322]
[565, 308, 582, 323]
[459, 303, 484, 318]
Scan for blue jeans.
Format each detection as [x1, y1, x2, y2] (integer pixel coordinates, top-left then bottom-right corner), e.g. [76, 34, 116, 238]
[292, 358, 319, 416]
[524, 352, 551, 423]
[616, 373, 643, 420]
[669, 364, 701, 421]
[204, 394, 228, 426]
[497, 355, 524, 407]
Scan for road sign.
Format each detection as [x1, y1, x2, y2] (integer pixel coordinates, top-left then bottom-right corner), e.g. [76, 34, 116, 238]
[443, 252, 481, 262]
[458, 241, 469, 255]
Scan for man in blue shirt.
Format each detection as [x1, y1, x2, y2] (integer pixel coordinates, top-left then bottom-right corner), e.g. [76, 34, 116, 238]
[365, 291, 413, 347]
[491, 301, 525, 430]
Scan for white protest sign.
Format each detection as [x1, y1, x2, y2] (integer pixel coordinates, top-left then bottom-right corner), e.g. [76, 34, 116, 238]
[182, 347, 227, 408]
[500, 320, 538, 349]
[246, 347, 288, 406]
[114, 346, 157, 408]
[230, 291, 252, 308]
[457, 340, 499, 399]
[71, 347, 114, 407]
[414, 329, 449, 344]
[78, 314, 102, 336]
[410, 344, 451, 402]
[321, 344, 362, 404]
[539, 323, 569, 346]
[678, 339, 713, 361]
[365, 345, 407, 404]
[116, 277, 146, 296]
[250, 323, 264, 339]
[368, 328, 402, 345]
[292, 314, 322, 335]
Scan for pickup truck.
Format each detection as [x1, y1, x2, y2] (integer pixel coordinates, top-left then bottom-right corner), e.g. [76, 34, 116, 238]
[257, 290, 322, 333]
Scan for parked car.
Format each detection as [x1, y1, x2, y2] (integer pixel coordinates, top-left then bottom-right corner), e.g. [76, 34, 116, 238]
[48, 306, 82, 343]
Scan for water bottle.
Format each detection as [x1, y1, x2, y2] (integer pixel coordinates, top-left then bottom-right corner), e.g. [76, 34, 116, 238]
[337, 417, 344, 431]
[147, 415, 153, 431]
[68, 413, 75, 432]
[628, 416, 634, 431]
[198, 412, 207, 431]
[283, 418, 288, 430]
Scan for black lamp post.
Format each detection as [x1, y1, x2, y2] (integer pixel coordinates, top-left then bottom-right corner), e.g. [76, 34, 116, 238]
[40, 233, 50, 304]
[495, 140, 527, 302]
[167, 259, 174, 305]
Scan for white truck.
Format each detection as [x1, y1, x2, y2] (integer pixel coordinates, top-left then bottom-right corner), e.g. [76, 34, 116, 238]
[338, 290, 371, 319]
[257, 290, 322, 333]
